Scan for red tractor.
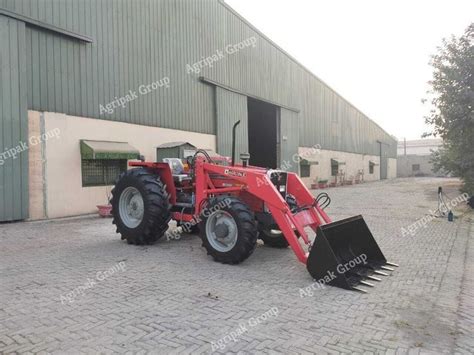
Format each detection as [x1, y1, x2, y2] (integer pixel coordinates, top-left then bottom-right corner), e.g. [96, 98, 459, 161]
[111, 122, 397, 291]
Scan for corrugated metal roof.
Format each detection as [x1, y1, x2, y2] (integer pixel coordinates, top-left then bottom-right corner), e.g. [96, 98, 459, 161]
[0, 0, 397, 158]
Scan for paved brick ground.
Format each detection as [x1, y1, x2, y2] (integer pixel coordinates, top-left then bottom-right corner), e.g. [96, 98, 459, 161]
[0, 178, 472, 354]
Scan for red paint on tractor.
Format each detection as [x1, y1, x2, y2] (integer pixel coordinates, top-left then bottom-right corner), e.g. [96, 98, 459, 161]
[117, 151, 396, 291]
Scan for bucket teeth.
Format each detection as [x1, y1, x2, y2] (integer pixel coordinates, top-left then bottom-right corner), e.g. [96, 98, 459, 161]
[367, 275, 382, 282]
[386, 262, 399, 267]
[374, 270, 390, 276]
[352, 286, 368, 293]
[381, 265, 395, 271]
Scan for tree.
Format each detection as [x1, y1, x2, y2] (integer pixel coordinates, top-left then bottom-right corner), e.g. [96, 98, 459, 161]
[424, 23, 474, 195]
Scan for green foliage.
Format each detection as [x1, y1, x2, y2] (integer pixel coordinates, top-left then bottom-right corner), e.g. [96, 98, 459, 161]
[425, 23, 474, 195]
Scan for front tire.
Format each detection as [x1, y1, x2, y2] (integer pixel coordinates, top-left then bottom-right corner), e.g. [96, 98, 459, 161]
[200, 196, 258, 264]
[111, 168, 171, 245]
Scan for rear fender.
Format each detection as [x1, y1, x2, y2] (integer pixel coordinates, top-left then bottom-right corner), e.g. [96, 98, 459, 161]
[129, 161, 176, 204]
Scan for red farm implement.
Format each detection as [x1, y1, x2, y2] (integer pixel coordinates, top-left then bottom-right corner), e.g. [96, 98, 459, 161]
[111, 122, 397, 291]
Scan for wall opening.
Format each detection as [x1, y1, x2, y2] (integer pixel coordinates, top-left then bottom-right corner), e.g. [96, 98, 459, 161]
[247, 98, 279, 169]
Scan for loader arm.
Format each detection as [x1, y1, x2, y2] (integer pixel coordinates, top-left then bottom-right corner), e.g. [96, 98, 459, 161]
[198, 161, 397, 291]
[198, 162, 326, 264]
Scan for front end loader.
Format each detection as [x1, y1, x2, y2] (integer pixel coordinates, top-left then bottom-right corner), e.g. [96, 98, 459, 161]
[111, 123, 397, 292]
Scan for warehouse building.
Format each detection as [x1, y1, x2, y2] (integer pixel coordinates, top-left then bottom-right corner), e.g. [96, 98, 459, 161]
[0, 0, 397, 222]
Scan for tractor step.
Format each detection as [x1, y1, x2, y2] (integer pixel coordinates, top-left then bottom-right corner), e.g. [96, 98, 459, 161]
[306, 215, 397, 291]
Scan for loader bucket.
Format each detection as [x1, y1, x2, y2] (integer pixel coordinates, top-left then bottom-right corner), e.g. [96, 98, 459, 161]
[307, 215, 395, 291]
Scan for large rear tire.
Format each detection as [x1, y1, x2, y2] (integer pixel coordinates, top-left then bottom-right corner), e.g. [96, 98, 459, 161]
[200, 196, 258, 264]
[111, 168, 171, 245]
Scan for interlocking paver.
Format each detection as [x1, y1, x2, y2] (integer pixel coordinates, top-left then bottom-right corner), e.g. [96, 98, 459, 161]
[0, 177, 473, 354]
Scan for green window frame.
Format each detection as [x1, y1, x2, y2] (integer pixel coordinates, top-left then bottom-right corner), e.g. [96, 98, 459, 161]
[300, 163, 311, 178]
[81, 159, 127, 187]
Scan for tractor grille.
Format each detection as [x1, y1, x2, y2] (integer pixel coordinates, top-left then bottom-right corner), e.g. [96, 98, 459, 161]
[269, 171, 288, 199]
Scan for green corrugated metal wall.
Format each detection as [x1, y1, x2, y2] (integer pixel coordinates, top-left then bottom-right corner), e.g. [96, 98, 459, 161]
[0, 15, 29, 221]
[0, 0, 396, 158]
[215, 87, 248, 157]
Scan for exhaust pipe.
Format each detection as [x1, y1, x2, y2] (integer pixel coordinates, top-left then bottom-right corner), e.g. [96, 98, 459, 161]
[231, 120, 241, 166]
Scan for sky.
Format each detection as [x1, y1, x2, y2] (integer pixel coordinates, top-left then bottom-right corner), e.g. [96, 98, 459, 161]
[226, 0, 474, 141]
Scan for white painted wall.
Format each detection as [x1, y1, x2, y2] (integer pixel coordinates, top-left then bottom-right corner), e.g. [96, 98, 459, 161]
[30, 111, 216, 219]
[387, 158, 397, 179]
[28, 111, 46, 220]
[298, 147, 384, 187]
[28, 111, 396, 220]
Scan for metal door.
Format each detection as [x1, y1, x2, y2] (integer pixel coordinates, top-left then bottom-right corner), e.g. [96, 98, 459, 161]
[280, 108, 299, 173]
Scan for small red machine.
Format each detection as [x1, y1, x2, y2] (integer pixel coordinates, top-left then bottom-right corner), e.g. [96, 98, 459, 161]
[111, 122, 397, 291]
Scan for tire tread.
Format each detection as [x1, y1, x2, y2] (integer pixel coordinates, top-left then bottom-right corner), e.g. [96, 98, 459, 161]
[111, 168, 171, 245]
[200, 196, 257, 264]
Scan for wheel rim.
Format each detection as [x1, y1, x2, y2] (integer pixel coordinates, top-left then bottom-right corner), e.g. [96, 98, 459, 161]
[264, 229, 283, 237]
[262, 224, 283, 238]
[119, 186, 144, 228]
[206, 210, 238, 252]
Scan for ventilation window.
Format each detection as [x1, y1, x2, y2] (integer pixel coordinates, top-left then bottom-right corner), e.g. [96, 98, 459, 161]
[300, 164, 310, 178]
[369, 162, 375, 174]
[81, 159, 127, 187]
